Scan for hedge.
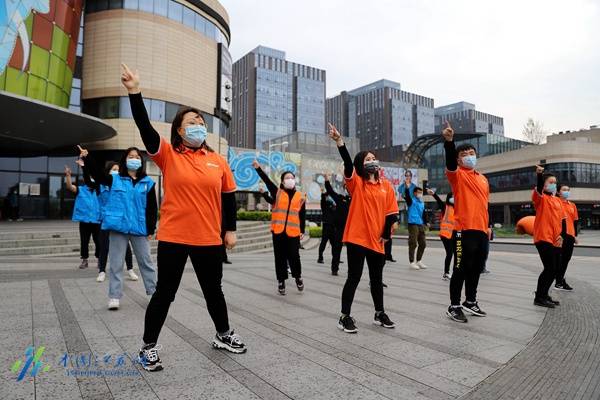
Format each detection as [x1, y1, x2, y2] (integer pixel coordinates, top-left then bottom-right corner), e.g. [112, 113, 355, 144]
[308, 226, 322, 238]
[237, 211, 271, 221]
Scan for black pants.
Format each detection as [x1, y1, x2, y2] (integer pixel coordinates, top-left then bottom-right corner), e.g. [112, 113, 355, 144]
[318, 224, 335, 260]
[535, 241, 561, 298]
[79, 222, 100, 260]
[98, 229, 133, 272]
[384, 238, 393, 260]
[331, 227, 344, 272]
[449, 230, 488, 305]
[341, 243, 384, 315]
[557, 235, 575, 284]
[221, 232, 229, 263]
[143, 241, 230, 344]
[272, 232, 301, 282]
[441, 236, 455, 274]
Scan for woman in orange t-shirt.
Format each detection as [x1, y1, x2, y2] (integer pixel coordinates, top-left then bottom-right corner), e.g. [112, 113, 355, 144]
[120, 64, 246, 372]
[532, 165, 566, 308]
[328, 124, 399, 334]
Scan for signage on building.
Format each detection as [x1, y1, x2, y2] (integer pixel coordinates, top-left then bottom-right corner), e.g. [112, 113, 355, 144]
[216, 43, 232, 121]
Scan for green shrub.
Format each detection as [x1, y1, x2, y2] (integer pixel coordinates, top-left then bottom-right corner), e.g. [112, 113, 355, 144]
[309, 226, 322, 238]
[237, 211, 271, 221]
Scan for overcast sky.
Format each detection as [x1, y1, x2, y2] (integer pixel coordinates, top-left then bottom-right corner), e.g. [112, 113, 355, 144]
[220, 0, 600, 140]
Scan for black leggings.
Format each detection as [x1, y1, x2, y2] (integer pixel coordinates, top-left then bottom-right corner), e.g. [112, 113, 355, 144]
[535, 241, 561, 298]
[331, 227, 343, 272]
[98, 229, 133, 272]
[449, 230, 488, 305]
[272, 232, 301, 282]
[318, 224, 335, 259]
[441, 236, 455, 274]
[79, 222, 100, 259]
[143, 241, 230, 344]
[557, 235, 575, 284]
[341, 243, 384, 315]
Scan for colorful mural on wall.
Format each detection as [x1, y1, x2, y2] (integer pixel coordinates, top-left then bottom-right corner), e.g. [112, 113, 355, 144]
[300, 155, 346, 203]
[228, 147, 301, 192]
[0, 0, 83, 107]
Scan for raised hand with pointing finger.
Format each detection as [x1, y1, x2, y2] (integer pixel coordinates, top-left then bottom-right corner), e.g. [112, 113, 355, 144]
[120, 63, 141, 94]
[328, 123, 344, 146]
[535, 164, 544, 174]
[442, 121, 454, 142]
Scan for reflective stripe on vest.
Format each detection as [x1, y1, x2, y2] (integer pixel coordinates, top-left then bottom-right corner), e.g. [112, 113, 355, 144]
[439, 205, 455, 239]
[271, 190, 304, 237]
[101, 175, 154, 236]
[72, 185, 101, 224]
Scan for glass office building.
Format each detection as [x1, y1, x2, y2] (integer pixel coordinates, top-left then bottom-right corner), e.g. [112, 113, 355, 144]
[230, 46, 326, 150]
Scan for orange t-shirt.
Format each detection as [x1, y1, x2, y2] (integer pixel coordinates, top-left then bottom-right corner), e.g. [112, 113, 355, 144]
[560, 200, 578, 238]
[445, 167, 489, 232]
[532, 190, 565, 247]
[150, 137, 236, 246]
[342, 172, 399, 254]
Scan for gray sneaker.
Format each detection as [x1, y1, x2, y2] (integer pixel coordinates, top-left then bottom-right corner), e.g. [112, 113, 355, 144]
[78, 259, 89, 269]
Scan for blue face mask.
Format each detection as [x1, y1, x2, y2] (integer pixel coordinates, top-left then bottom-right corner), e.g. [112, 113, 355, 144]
[561, 191, 570, 199]
[449, 197, 454, 205]
[109, 170, 119, 175]
[183, 125, 208, 147]
[461, 155, 477, 169]
[126, 158, 142, 171]
[545, 183, 557, 194]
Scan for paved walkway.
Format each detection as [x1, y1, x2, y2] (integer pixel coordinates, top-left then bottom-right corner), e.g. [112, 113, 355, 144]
[1, 239, 599, 399]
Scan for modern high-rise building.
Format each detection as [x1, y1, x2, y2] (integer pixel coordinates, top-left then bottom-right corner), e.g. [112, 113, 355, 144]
[0, 0, 232, 219]
[434, 101, 504, 136]
[230, 46, 326, 150]
[326, 79, 435, 151]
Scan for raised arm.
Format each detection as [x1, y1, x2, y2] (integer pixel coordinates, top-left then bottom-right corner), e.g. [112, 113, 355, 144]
[78, 146, 112, 187]
[431, 190, 446, 213]
[535, 165, 545, 194]
[328, 123, 353, 178]
[442, 121, 458, 172]
[324, 177, 343, 205]
[121, 63, 160, 154]
[64, 166, 77, 194]
[253, 160, 278, 199]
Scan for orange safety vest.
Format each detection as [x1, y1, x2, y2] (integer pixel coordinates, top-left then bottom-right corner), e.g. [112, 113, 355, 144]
[439, 205, 455, 239]
[271, 190, 305, 237]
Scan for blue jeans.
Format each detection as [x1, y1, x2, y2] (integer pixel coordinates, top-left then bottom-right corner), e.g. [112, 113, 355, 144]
[108, 232, 156, 299]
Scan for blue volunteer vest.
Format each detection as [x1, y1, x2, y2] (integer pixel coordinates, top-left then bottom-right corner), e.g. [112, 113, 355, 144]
[98, 184, 110, 222]
[101, 174, 154, 236]
[72, 185, 101, 224]
[407, 197, 425, 225]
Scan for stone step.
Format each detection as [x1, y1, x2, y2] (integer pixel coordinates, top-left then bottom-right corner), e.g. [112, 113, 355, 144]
[0, 232, 274, 256]
[0, 221, 269, 241]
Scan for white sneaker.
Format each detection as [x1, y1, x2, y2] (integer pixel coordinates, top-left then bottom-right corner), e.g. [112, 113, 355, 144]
[410, 262, 420, 270]
[96, 272, 106, 282]
[127, 269, 139, 281]
[108, 298, 120, 310]
[442, 273, 452, 280]
[417, 261, 428, 269]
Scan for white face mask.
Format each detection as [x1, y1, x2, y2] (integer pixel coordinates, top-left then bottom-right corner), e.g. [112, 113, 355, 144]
[283, 178, 295, 189]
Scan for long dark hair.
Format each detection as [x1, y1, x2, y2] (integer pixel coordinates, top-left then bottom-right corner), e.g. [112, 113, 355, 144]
[353, 150, 379, 181]
[170, 107, 214, 153]
[118, 147, 147, 178]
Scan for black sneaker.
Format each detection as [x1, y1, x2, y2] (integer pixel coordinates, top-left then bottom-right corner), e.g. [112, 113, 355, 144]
[317, 258, 324, 264]
[331, 270, 338, 276]
[138, 343, 163, 372]
[212, 330, 247, 354]
[446, 306, 468, 323]
[462, 301, 487, 317]
[386, 258, 397, 263]
[295, 278, 304, 291]
[534, 297, 555, 308]
[546, 295, 560, 305]
[382, 282, 388, 288]
[373, 312, 395, 328]
[338, 315, 358, 333]
[223, 260, 232, 265]
[555, 281, 573, 291]
[278, 281, 286, 295]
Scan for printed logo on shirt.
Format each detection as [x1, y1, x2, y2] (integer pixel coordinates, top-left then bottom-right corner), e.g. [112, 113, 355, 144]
[206, 162, 219, 168]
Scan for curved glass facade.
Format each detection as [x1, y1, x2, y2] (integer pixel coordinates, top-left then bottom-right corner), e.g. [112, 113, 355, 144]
[0, 0, 83, 108]
[85, 0, 229, 45]
[423, 133, 528, 193]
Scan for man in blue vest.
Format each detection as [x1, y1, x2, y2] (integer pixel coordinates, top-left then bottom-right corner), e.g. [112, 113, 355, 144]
[404, 186, 430, 270]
